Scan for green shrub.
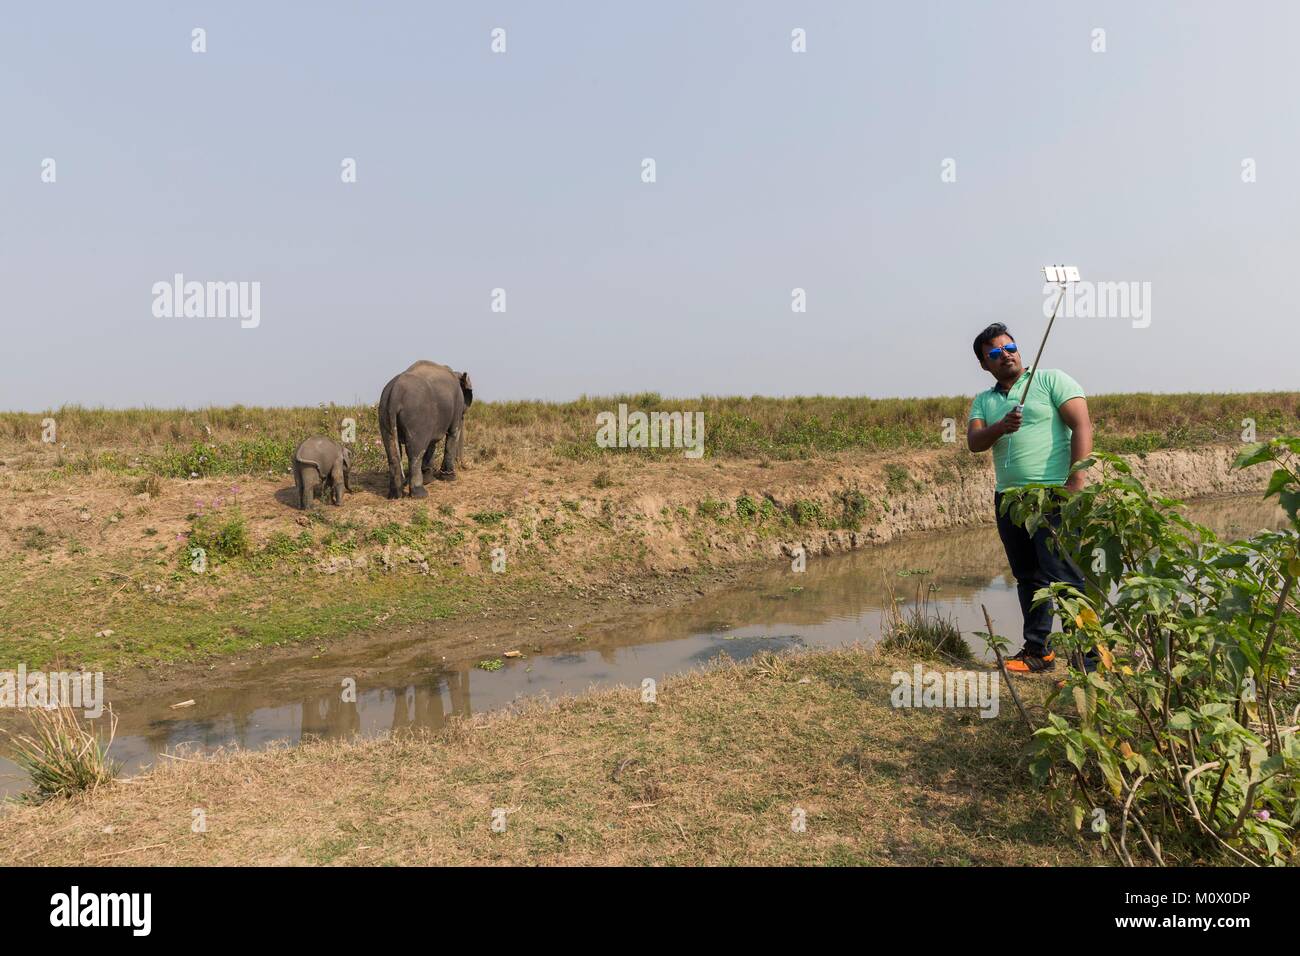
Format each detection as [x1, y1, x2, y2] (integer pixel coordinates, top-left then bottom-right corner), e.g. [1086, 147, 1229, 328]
[151, 438, 293, 478]
[697, 498, 728, 519]
[261, 531, 305, 558]
[187, 506, 251, 561]
[884, 463, 918, 495]
[368, 522, 411, 546]
[20, 525, 56, 552]
[789, 499, 823, 526]
[993, 438, 1300, 866]
[835, 485, 872, 530]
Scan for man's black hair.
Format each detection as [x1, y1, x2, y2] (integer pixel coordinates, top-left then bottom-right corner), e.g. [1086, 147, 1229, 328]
[973, 323, 1014, 363]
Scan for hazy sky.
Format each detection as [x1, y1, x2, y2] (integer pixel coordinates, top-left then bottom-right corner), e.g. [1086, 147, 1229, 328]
[3, 1, 1297, 411]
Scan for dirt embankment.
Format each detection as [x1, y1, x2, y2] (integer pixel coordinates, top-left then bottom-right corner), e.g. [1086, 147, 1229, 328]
[582, 443, 1269, 570]
[2, 443, 1268, 585]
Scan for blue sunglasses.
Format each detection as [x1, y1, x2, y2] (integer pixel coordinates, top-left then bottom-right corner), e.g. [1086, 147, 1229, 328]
[986, 343, 1019, 360]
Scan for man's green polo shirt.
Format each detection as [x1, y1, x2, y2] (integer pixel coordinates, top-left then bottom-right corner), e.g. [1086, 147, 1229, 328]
[967, 367, 1085, 492]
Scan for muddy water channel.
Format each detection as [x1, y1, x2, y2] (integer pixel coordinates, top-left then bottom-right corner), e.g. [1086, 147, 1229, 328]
[1, 495, 1288, 797]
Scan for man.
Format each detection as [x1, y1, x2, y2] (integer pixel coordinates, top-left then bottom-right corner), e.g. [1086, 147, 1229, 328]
[967, 322, 1093, 673]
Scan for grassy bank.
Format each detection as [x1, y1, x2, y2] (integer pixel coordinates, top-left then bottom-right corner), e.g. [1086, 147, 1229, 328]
[0, 646, 1104, 866]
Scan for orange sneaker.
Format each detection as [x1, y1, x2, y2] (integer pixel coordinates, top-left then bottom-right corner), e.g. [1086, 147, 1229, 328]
[1004, 649, 1056, 673]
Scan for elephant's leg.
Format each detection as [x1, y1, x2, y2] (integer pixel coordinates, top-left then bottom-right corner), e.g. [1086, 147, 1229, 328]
[382, 428, 405, 500]
[421, 441, 440, 485]
[330, 461, 345, 505]
[407, 442, 430, 498]
[295, 470, 306, 509]
[300, 466, 320, 509]
[437, 421, 461, 480]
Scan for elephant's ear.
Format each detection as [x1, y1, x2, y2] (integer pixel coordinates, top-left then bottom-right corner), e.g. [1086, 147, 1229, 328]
[459, 371, 474, 407]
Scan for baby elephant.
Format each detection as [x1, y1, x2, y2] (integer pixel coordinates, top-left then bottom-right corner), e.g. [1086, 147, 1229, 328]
[293, 437, 353, 509]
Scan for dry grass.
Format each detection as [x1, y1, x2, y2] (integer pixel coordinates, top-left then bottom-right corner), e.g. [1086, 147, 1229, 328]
[5, 706, 119, 801]
[879, 576, 973, 664]
[2, 391, 1297, 477]
[0, 646, 1102, 866]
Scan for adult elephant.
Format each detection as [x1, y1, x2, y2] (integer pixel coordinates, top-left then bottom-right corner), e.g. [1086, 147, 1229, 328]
[378, 361, 473, 499]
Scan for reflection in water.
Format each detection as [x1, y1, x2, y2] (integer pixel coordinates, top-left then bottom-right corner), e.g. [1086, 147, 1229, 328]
[688, 634, 804, 665]
[0, 495, 1287, 797]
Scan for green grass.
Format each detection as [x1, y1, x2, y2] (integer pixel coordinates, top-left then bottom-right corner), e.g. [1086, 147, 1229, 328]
[0, 551, 505, 671]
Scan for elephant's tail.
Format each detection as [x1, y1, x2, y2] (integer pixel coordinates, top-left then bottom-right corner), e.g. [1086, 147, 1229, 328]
[380, 399, 405, 491]
[382, 402, 396, 440]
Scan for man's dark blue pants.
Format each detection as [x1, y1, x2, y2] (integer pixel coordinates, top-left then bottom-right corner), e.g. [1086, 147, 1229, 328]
[993, 490, 1086, 656]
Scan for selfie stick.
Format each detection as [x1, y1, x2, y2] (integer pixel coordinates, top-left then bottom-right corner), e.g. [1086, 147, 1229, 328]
[1018, 265, 1080, 412]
